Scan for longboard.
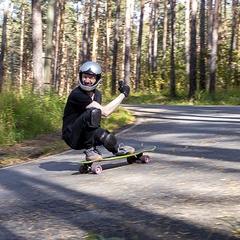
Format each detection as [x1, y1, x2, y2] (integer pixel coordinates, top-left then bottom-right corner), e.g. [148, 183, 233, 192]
[78, 146, 156, 174]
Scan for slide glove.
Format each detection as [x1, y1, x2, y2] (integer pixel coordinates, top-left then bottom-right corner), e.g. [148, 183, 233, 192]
[118, 80, 130, 97]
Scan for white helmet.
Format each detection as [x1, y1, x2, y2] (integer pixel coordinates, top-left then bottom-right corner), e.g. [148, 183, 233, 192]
[78, 61, 102, 91]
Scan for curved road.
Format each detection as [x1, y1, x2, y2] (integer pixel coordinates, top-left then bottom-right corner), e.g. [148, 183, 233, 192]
[0, 105, 240, 240]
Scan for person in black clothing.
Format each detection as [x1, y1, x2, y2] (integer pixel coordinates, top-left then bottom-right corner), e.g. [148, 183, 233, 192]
[62, 61, 134, 161]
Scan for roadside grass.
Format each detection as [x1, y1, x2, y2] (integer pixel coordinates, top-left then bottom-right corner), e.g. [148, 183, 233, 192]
[0, 91, 134, 145]
[0, 91, 65, 145]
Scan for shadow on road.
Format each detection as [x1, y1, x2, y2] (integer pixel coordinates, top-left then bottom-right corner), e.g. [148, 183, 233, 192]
[0, 168, 238, 240]
[39, 160, 129, 173]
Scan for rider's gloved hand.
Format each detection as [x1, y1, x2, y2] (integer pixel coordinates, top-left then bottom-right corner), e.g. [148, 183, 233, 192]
[118, 80, 130, 97]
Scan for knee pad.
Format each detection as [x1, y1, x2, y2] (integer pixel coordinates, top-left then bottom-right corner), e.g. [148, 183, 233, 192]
[95, 128, 118, 153]
[98, 131, 117, 153]
[88, 108, 102, 128]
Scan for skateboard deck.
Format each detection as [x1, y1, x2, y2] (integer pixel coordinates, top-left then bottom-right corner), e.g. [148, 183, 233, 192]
[78, 146, 156, 174]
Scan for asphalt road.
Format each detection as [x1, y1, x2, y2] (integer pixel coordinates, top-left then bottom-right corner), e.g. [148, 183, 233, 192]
[0, 105, 240, 240]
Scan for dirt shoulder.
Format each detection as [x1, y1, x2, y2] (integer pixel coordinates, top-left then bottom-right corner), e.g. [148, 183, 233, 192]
[0, 131, 69, 168]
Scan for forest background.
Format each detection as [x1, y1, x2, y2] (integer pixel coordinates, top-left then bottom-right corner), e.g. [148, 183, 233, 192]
[0, 0, 240, 161]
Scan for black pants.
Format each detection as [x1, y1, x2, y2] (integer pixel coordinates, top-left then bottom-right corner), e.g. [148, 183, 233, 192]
[62, 109, 106, 150]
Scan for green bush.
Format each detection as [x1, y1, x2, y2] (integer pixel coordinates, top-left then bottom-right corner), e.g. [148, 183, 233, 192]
[0, 90, 134, 146]
[0, 91, 66, 145]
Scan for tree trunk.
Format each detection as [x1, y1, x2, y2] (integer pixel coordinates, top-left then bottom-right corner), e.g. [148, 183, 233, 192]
[189, 0, 198, 99]
[161, 0, 168, 89]
[199, 0, 206, 90]
[170, 0, 176, 98]
[228, 0, 238, 84]
[56, 1, 66, 95]
[52, 0, 63, 89]
[87, 1, 92, 61]
[152, 0, 159, 78]
[44, 0, 55, 92]
[162, 0, 168, 61]
[75, 3, 82, 82]
[111, 0, 121, 95]
[82, 0, 91, 63]
[147, 0, 154, 73]
[230, 0, 237, 54]
[92, 0, 99, 61]
[124, 0, 133, 85]
[0, 0, 10, 93]
[9, 1, 14, 87]
[209, 0, 220, 93]
[104, 0, 111, 75]
[185, 0, 190, 75]
[32, 0, 43, 94]
[135, 0, 145, 91]
[19, 1, 26, 93]
[206, 0, 213, 89]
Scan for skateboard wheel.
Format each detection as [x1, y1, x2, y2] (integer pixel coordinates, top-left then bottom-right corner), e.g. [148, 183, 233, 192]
[127, 156, 136, 164]
[140, 155, 150, 163]
[79, 165, 85, 174]
[79, 164, 91, 174]
[92, 165, 102, 174]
